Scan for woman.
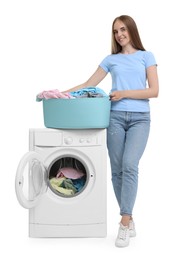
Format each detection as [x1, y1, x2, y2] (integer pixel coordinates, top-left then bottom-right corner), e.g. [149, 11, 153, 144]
[64, 15, 159, 247]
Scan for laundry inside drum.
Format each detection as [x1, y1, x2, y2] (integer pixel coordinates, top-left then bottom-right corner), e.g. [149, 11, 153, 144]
[48, 157, 87, 197]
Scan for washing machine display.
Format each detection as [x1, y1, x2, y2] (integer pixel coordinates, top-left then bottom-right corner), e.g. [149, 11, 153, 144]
[15, 128, 107, 238]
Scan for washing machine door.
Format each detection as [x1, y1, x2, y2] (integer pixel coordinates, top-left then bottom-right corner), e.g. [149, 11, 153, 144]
[15, 151, 47, 209]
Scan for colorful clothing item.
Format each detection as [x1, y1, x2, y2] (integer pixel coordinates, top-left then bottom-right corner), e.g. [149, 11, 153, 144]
[56, 167, 84, 179]
[36, 87, 108, 101]
[70, 87, 108, 98]
[36, 89, 74, 101]
[50, 178, 75, 196]
[49, 167, 86, 196]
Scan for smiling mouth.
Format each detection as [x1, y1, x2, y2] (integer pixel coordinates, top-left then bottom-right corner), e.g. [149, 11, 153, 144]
[119, 37, 125, 41]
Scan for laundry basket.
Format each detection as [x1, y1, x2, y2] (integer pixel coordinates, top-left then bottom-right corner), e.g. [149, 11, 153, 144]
[42, 97, 111, 129]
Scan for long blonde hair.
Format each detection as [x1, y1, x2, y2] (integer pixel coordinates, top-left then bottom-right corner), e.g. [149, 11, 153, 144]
[111, 15, 145, 54]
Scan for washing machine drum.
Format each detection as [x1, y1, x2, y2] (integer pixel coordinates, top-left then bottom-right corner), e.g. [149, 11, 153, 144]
[48, 157, 87, 197]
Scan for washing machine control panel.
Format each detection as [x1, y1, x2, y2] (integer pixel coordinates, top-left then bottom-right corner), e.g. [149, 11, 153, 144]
[63, 132, 98, 146]
[32, 129, 105, 147]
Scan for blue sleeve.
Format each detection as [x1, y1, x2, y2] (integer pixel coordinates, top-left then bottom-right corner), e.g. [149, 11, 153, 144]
[99, 55, 110, 73]
[144, 51, 157, 68]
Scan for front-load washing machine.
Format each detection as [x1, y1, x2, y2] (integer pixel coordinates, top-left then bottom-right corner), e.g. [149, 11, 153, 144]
[15, 128, 107, 237]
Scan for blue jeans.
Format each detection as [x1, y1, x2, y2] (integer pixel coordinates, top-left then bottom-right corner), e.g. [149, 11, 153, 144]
[107, 111, 150, 216]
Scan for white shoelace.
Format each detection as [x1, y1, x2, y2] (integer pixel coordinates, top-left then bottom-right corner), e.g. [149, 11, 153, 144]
[118, 225, 129, 240]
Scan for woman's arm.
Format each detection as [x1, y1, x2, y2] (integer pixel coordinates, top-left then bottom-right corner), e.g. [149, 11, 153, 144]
[64, 66, 107, 92]
[110, 65, 159, 101]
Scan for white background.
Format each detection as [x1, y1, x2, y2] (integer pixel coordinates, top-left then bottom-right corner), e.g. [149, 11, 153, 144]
[0, 0, 172, 259]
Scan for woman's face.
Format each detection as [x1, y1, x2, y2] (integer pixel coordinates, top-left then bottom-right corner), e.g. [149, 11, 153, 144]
[113, 19, 131, 48]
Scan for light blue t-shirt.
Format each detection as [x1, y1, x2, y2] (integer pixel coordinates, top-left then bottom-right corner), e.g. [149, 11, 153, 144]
[99, 50, 157, 112]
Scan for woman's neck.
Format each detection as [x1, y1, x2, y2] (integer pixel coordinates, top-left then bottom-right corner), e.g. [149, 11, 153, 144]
[121, 46, 137, 54]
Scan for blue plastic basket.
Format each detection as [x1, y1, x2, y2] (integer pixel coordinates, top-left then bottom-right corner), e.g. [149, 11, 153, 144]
[42, 97, 111, 129]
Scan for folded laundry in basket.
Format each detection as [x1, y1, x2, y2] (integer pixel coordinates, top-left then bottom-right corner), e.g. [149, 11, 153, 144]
[36, 89, 74, 101]
[70, 87, 108, 98]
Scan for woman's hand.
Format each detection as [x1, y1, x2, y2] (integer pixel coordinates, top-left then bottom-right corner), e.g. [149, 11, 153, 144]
[109, 91, 124, 101]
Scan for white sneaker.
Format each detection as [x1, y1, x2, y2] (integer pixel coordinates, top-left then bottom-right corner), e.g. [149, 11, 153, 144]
[115, 223, 130, 247]
[129, 220, 136, 237]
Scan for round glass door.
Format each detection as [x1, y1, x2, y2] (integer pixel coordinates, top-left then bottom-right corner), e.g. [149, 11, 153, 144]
[15, 152, 47, 208]
[48, 156, 88, 198]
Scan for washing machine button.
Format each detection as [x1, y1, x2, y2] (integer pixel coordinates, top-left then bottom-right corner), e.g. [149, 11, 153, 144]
[79, 138, 85, 143]
[86, 138, 92, 143]
[64, 137, 73, 145]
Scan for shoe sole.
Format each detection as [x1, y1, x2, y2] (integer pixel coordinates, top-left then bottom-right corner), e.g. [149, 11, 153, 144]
[115, 242, 130, 248]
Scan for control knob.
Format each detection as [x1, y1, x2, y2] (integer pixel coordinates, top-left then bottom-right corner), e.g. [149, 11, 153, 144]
[64, 137, 73, 145]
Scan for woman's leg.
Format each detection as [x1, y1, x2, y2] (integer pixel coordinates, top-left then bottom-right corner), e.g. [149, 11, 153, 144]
[120, 112, 150, 219]
[108, 112, 150, 247]
[107, 112, 150, 222]
[107, 111, 126, 208]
